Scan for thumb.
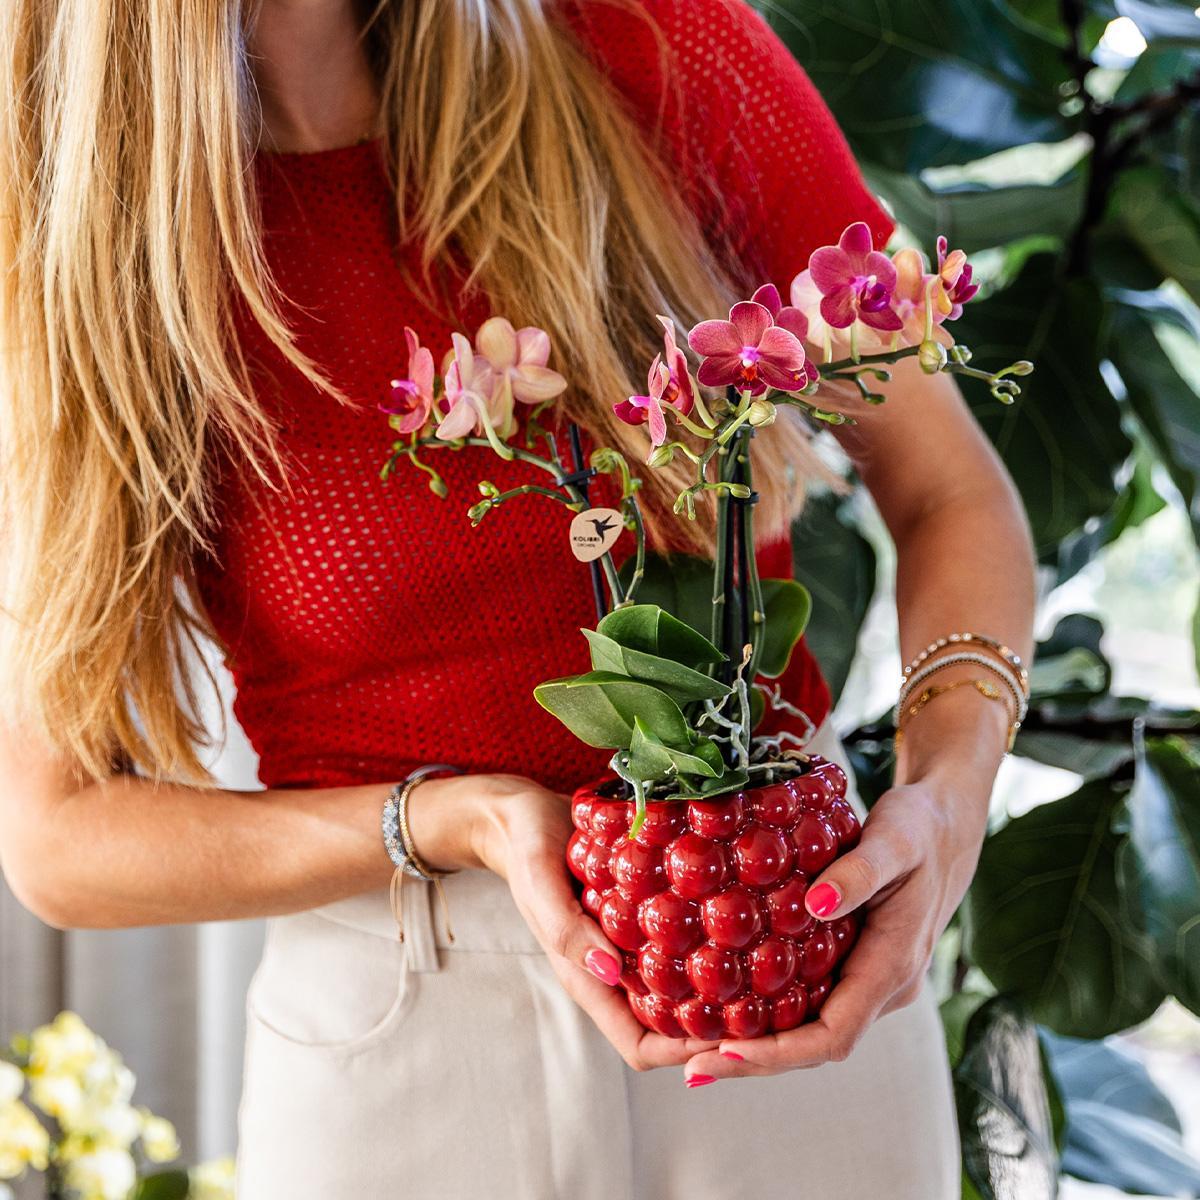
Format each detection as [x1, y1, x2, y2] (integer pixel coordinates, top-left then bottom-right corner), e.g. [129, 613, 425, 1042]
[804, 818, 915, 921]
[526, 848, 625, 987]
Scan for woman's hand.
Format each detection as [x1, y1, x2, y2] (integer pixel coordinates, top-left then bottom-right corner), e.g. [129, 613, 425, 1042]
[416, 773, 719, 1072]
[681, 744, 992, 1082]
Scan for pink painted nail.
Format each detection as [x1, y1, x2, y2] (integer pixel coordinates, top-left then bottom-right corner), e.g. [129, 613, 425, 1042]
[685, 1074, 717, 1088]
[721, 1050, 744, 1061]
[807, 882, 841, 919]
[585, 948, 620, 986]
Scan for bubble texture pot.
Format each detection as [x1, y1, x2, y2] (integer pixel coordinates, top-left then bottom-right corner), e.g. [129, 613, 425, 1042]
[568, 757, 863, 1040]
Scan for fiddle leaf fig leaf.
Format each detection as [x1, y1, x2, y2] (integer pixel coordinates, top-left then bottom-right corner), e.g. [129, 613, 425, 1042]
[582, 629, 731, 702]
[533, 671, 691, 751]
[1119, 734, 1200, 1014]
[965, 777, 1165, 1038]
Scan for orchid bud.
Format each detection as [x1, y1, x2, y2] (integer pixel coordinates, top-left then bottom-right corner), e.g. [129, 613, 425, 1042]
[728, 483, 752, 499]
[478, 480, 499, 497]
[918, 340, 949, 374]
[647, 444, 676, 469]
[1007, 361, 1035, 377]
[429, 476, 449, 499]
[467, 500, 491, 525]
[747, 400, 777, 427]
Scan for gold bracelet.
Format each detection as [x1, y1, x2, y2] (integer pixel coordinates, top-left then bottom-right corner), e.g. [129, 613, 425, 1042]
[894, 677, 1018, 750]
[901, 632, 1030, 699]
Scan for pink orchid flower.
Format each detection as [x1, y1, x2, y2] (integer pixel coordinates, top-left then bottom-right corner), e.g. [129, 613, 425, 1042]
[750, 284, 820, 388]
[934, 237, 979, 321]
[474, 317, 568, 407]
[687, 300, 809, 395]
[808, 222, 903, 333]
[380, 327, 436, 433]
[615, 355, 674, 446]
[438, 332, 503, 441]
[657, 316, 697, 417]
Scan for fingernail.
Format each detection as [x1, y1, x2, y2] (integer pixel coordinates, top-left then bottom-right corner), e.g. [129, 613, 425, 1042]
[721, 1050, 744, 1061]
[685, 1074, 716, 1088]
[585, 949, 620, 986]
[807, 882, 841, 919]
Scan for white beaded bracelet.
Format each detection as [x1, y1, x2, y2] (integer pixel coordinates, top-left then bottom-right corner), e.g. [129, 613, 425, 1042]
[901, 632, 1029, 698]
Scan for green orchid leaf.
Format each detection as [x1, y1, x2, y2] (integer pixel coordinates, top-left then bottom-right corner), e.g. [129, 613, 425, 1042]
[582, 629, 731, 703]
[1119, 734, 1200, 1015]
[130, 1173, 190, 1200]
[596, 603, 723, 665]
[756, 580, 813, 679]
[626, 717, 721, 782]
[666, 766, 750, 801]
[965, 777, 1165, 1038]
[533, 671, 691, 751]
[955, 997, 1059, 1200]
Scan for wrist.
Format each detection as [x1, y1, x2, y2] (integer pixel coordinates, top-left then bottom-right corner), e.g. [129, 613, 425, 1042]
[401, 774, 488, 873]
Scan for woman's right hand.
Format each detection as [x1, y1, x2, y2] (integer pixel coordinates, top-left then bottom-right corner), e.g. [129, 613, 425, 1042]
[412, 772, 718, 1073]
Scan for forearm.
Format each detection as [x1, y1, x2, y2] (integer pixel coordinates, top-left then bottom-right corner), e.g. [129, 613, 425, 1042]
[889, 491, 1035, 792]
[1, 774, 393, 928]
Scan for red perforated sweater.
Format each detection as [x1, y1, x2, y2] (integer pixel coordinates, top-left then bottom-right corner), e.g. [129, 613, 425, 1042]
[193, 0, 894, 792]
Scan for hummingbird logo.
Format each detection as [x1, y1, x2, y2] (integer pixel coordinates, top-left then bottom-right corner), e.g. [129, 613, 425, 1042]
[588, 515, 619, 540]
[569, 507, 624, 563]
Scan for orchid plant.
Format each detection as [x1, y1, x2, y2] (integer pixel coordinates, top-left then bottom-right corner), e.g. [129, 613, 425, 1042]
[380, 223, 1032, 832]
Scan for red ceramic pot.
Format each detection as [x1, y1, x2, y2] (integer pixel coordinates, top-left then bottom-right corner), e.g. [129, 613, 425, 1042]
[567, 757, 862, 1040]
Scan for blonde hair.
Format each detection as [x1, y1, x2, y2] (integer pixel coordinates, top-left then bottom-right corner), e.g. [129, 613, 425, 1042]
[0, 0, 823, 784]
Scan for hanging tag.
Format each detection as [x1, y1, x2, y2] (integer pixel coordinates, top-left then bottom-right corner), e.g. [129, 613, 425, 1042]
[569, 507, 623, 562]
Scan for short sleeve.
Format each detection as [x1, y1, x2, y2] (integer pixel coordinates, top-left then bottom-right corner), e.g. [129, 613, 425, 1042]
[562, 0, 895, 289]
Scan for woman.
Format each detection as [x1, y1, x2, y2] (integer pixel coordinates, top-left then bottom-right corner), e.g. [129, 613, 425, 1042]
[0, 0, 1035, 1196]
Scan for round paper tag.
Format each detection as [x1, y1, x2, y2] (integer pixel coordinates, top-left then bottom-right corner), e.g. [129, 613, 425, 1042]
[569, 507, 624, 562]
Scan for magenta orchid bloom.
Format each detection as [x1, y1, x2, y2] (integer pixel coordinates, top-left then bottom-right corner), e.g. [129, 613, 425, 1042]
[438, 332, 503, 441]
[687, 300, 809, 395]
[475, 317, 568, 406]
[934, 237, 979, 321]
[380, 327, 436, 433]
[615, 356, 673, 447]
[808, 222, 903, 333]
[656, 317, 697, 417]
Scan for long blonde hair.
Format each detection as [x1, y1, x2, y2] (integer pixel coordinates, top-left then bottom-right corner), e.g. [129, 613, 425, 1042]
[0, 0, 822, 784]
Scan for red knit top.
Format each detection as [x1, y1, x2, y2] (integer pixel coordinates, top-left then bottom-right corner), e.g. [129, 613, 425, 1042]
[193, 0, 894, 793]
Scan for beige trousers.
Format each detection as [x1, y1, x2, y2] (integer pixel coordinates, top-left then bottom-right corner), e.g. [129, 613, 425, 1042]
[235, 724, 959, 1199]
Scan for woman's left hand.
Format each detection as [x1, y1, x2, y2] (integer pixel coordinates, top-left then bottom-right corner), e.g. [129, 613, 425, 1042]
[681, 771, 989, 1080]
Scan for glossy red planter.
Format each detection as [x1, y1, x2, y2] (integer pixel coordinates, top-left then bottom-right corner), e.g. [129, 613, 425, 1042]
[567, 757, 862, 1040]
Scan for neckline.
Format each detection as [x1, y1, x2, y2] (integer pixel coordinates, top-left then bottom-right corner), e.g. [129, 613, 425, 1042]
[257, 134, 384, 164]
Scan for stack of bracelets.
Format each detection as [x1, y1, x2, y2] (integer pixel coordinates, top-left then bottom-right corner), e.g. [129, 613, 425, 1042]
[893, 632, 1030, 751]
[381, 763, 464, 943]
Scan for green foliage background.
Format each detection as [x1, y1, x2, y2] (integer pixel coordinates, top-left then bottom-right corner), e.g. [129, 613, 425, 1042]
[752, 1, 1200, 1196]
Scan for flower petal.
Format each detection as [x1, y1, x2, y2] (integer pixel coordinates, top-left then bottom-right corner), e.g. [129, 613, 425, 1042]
[450, 332, 475, 383]
[808, 247, 852, 294]
[758, 360, 808, 392]
[861, 306, 904, 333]
[774, 305, 809, 342]
[646, 396, 668, 447]
[728, 301, 773, 347]
[696, 354, 742, 389]
[750, 283, 782, 317]
[839, 221, 873, 258]
[511, 364, 567, 404]
[688, 319, 740, 357]
[412, 346, 435, 397]
[820, 289, 857, 329]
[757, 325, 808, 371]
[475, 317, 518, 371]
[614, 397, 649, 426]
[515, 326, 551, 367]
[436, 397, 479, 440]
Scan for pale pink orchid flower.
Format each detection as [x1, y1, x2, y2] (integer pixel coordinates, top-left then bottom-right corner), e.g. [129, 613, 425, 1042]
[614, 355, 674, 447]
[808, 222, 903, 333]
[934, 237, 979, 321]
[380, 327, 436, 433]
[438, 333, 502, 441]
[687, 300, 809, 395]
[890, 249, 952, 349]
[475, 317, 568, 407]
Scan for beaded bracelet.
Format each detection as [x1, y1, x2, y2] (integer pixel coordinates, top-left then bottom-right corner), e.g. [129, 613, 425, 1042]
[382, 764, 464, 944]
[901, 632, 1029, 698]
[895, 651, 1027, 735]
